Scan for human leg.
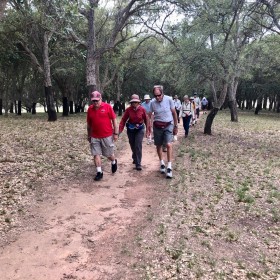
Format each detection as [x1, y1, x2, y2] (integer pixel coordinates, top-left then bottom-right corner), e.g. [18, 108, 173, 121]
[163, 125, 174, 178]
[134, 129, 144, 170]
[182, 116, 190, 137]
[100, 136, 117, 173]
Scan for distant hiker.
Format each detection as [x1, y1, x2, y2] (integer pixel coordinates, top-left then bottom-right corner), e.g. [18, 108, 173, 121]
[141, 94, 153, 144]
[173, 95, 182, 124]
[180, 95, 193, 138]
[193, 92, 201, 119]
[190, 96, 197, 126]
[87, 91, 118, 181]
[149, 85, 178, 179]
[201, 97, 208, 113]
[119, 94, 150, 171]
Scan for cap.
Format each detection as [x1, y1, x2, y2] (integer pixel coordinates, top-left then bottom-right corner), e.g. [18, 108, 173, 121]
[174, 95, 178, 99]
[129, 94, 141, 103]
[90, 91, 102, 101]
[194, 92, 197, 95]
[144, 94, 151, 100]
[183, 95, 189, 99]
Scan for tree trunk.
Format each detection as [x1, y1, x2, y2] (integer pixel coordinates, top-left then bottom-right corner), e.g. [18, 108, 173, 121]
[228, 100, 238, 121]
[0, 99, 2, 115]
[45, 86, 57, 121]
[18, 100, 22, 115]
[204, 108, 219, 135]
[32, 103, 36, 114]
[9, 102, 13, 113]
[228, 77, 238, 122]
[69, 100, 74, 114]
[43, 32, 57, 121]
[276, 95, 280, 113]
[255, 97, 262, 115]
[86, 1, 97, 95]
[62, 96, 69, 116]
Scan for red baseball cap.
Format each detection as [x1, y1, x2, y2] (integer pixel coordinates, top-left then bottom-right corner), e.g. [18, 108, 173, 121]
[90, 91, 102, 101]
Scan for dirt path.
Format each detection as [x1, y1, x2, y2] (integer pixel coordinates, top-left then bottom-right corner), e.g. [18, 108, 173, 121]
[0, 131, 180, 280]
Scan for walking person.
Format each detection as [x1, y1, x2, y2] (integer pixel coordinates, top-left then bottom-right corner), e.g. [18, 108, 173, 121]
[193, 92, 201, 119]
[141, 94, 153, 144]
[149, 85, 178, 179]
[201, 96, 208, 113]
[87, 91, 119, 181]
[119, 94, 150, 171]
[180, 95, 193, 138]
[173, 95, 182, 123]
[190, 96, 196, 126]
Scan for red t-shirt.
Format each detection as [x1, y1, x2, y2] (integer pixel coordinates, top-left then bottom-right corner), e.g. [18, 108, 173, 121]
[87, 102, 116, 138]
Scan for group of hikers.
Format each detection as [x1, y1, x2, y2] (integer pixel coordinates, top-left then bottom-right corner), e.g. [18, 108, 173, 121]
[86, 86, 208, 181]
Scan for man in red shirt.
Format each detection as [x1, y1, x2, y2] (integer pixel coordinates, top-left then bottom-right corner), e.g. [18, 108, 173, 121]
[87, 91, 119, 181]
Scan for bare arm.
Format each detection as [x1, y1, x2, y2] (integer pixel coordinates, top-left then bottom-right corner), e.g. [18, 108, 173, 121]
[112, 118, 119, 141]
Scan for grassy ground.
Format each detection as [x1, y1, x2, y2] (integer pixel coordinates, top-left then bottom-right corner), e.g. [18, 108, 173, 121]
[0, 110, 279, 279]
[132, 110, 280, 279]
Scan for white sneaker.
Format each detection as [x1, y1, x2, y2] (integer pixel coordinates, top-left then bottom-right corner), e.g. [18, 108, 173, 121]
[166, 168, 172, 179]
[160, 164, 166, 174]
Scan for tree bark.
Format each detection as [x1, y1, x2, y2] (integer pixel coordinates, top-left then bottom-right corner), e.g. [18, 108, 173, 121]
[255, 97, 262, 115]
[228, 77, 238, 122]
[204, 108, 219, 135]
[62, 96, 69, 116]
[45, 86, 57, 121]
[86, 0, 98, 94]
[43, 32, 57, 121]
[69, 100, 74, 114]
[9, 102, 13, 113]
[32, 103, 36, 114]
[18, 100, 22, 115]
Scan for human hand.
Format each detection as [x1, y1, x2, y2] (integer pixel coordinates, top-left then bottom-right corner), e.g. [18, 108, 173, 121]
[173, 127, 178, 135]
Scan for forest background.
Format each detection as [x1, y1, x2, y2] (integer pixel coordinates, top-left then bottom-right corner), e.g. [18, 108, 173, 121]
[0, 0, 280, 133]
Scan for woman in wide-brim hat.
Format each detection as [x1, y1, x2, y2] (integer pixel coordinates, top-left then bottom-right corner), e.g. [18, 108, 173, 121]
[119, 94, 150, 171]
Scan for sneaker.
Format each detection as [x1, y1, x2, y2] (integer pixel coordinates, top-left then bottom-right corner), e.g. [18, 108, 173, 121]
[136, 165, 142, 171]
[94, 172, 103, 181]
[166, 168, 172, 179]
[111, 159, 117, 173]
[160, 164, 166, 174]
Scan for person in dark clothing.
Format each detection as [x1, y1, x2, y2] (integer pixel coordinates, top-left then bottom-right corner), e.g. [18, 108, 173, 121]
[119, 94, 150, 171]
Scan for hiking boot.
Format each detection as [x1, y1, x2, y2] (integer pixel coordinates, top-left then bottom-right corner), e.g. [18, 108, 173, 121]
[94, 172, 103, 181]
[160, 164, 166, 174]
[166, 168, 172, 179]
[136, 165, 142, 171]
[112, 159, 117, 173]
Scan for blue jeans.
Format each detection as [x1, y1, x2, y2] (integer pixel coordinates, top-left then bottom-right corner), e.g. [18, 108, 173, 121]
[183, 115, 192, 136]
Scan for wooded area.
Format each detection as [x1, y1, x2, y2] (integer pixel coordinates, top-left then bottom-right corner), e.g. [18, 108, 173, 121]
[0, 0, 279, 133]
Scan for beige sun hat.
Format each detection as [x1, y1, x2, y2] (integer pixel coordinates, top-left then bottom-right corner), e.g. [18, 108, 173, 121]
[129, 94, 141, 103]
[144, 94, 151, 100]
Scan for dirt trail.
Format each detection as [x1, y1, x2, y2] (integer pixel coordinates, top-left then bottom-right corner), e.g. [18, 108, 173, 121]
[0, 131, 180, 280]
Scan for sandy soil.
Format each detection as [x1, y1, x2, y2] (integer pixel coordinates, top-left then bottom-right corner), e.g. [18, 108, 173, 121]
[0, 128, 182, 280]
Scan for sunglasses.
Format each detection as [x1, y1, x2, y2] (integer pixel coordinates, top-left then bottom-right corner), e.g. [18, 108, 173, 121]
[154, 93, 162, 98]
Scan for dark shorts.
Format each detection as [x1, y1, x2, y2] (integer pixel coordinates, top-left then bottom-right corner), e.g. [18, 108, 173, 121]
[153, 124, 174, 146]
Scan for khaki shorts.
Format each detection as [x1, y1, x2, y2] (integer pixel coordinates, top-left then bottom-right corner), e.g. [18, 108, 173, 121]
[90, 136, 115, 157]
